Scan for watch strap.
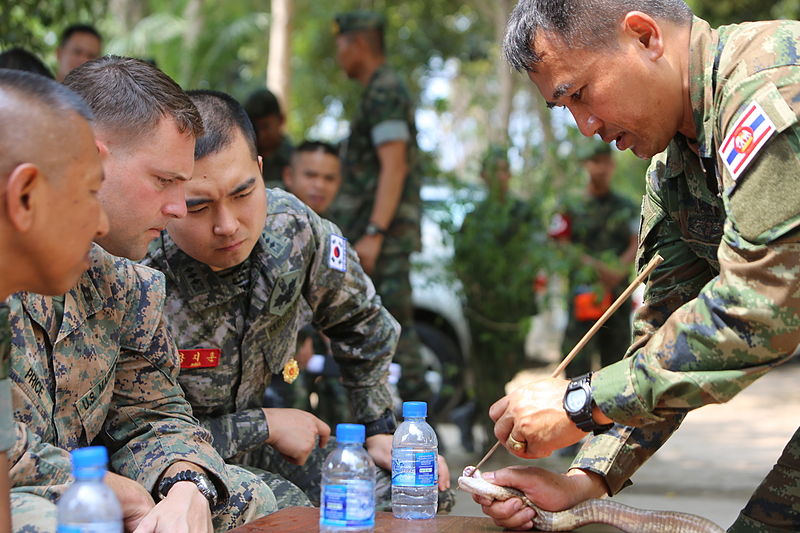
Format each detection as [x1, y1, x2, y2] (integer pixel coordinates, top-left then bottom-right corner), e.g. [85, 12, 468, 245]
[157, 469, 219, 507]
[564, 372, 613, 435]
[363, 408, 397, 438]
[365, 222, 388, 236]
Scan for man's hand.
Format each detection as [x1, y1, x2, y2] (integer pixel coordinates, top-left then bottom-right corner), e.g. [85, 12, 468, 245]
[264, 408, 331, 465]
[354, 234, 383, 276]
[132, 482, 213, 533]
[104, 472, 156, 532]
[473, 466, 607, 531]
[364, 434, 393, 470]
[364, 434, 451, 490]
[490, 378, 586, 458]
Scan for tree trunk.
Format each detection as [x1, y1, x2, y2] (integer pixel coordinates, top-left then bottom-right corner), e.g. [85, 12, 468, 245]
[108, 0, 145, 33]
[179, 0, 205, 88]
[493, 0, 513, 145]
[267, 0, 294, 114]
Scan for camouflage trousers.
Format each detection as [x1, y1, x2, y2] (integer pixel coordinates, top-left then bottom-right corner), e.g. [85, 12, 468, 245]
[372, 251, 433, 406]
[238, 439, 455, 513]
[10, 463, 275, 533]
[728, 426, 800, 532]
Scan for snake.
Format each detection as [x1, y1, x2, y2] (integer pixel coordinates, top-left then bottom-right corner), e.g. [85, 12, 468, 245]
[458, 467, 725, 533]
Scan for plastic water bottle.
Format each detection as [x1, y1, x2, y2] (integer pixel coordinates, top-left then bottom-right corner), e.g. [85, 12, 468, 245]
[320, 424, 376, 532]
[57, 446, 123, 533]
[391, 401, 438, 519]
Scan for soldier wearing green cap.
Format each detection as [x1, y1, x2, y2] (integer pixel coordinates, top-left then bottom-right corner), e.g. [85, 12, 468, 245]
[329, 11, 432, 407]
[552, 140, 638, 391]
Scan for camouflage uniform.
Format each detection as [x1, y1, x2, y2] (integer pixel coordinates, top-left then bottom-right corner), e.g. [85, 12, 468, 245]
[570, 18, 800, 532]
[262, 135, 293, 190]
[0, 304, 14, 456]
[7, 244, 275, 532]
[329, 63, 429, 405]
[561, 191, 638, 377]
[143, 189, 401, 510]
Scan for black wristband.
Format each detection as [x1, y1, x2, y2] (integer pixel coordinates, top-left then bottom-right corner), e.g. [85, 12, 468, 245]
[363, 409, 397, 438]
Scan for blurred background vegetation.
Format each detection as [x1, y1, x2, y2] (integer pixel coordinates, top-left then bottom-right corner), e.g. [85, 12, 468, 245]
[4, 0, 794, 198]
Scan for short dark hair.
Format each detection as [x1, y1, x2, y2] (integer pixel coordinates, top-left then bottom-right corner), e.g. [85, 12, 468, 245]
[244, 88, 282, 121]
[503, 0, 693, 72]
[60, 24, 102, 46]
[0, 69, 94, 177]
[0, 48, 54, 79]
[188, 89, 258, 161]
[0, 68, 92, 121]
[293, 140, 339, 160]
[64, 55, 203, 142]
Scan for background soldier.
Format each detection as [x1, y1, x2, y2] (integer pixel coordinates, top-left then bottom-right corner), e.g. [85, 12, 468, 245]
[55, 23, 102, 82]
[329, 11, 432, 407]
[555, 141, 638, 379]
[244, 87, 293, 188]
[143, 90, 453, 512]
[0, 68, 109, 533]
[8, 58, 274, 533]
[478, 1, 800, 532]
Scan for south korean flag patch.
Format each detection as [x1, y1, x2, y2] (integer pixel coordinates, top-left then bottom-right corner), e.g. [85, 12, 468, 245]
[719, 101, 776, 182]
[328, 234, 347, 272]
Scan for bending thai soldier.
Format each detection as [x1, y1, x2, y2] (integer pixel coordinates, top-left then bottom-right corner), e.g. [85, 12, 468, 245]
[477, 2, 800, 532]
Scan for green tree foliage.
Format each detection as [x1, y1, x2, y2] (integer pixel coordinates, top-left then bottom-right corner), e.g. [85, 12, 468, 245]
[0, 1, 103, 54]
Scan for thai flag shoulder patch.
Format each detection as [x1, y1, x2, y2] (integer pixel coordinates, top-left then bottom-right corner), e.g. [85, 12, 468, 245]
[328, 234, 347, 272]
[719, 101, 776, 182]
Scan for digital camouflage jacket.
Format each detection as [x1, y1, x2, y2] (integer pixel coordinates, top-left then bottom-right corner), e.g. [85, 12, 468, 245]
[7, 244, 231, 505]
[143, 189, 399, 460]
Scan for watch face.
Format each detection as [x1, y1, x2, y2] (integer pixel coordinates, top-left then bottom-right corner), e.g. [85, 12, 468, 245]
[565, 388, 588, 413]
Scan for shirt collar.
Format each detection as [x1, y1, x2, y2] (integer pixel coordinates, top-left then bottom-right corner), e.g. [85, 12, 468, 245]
[687, 16, 719, 159]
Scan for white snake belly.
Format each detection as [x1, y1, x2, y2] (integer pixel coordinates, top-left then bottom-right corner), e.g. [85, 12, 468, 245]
[458, 468, 725, 533]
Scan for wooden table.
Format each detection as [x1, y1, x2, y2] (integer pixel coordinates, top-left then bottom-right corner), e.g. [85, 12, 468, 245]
[228, 506, 620, 532]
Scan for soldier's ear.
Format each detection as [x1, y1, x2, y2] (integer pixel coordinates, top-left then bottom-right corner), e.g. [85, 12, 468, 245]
[95, 139, 110, 160]
[5, 162, 42, 233]
[622, 11, 665, 62]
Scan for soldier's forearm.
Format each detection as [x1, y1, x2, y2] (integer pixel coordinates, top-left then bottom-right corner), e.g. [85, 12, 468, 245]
[371, 140, 408, 229]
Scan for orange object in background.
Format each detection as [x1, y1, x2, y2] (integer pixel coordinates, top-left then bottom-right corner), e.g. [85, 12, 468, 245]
[573, 290, 612, 321]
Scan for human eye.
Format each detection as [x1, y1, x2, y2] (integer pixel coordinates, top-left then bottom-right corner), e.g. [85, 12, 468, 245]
[570, 88, 583, 102]
[235, 187, 255, 200]
[155, 176, 174, 188]
[187, 205, 208, 214]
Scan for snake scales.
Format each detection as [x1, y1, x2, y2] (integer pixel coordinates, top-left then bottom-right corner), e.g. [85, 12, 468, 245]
[458, 467, 725, 533]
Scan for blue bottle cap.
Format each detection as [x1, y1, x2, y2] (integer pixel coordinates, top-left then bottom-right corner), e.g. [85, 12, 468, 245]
[336, 423, 365, 444]
[402, 401, 427, 418]
[71, 446, 108, 476]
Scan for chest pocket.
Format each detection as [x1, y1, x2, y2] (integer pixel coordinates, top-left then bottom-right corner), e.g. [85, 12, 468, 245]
[76, 358, 115, 443]
[269, 270, 303, 316]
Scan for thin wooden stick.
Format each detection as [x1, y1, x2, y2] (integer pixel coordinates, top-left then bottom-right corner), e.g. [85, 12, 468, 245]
[550, 253, 663, 378]
[472, 253, 664, 466]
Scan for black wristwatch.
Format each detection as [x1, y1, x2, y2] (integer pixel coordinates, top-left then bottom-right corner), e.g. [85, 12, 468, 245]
[364, 409, 397, 438]
[158, 470, 219, 508]
[563, 373, 613, 435]
[364, 222, 387, 237]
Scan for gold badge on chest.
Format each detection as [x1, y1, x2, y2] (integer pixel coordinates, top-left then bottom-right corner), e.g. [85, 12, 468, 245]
[282, 357, 299, 384]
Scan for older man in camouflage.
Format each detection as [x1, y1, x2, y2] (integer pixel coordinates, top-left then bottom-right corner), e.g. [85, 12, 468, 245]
[143, 90, 454, 512]
[328, 11, 432, 407]
[7, 58, 274, 533]
[473, 1, 800, 532]
[0, 69, 110, 533]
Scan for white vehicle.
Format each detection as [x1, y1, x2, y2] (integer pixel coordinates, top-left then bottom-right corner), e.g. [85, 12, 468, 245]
[410, 183, 480, 420]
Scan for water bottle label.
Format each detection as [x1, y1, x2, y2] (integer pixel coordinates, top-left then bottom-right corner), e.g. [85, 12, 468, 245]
[57, 523, 122, 533]
[391, 450, 437, 487]
[320, 480, 375, 528]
